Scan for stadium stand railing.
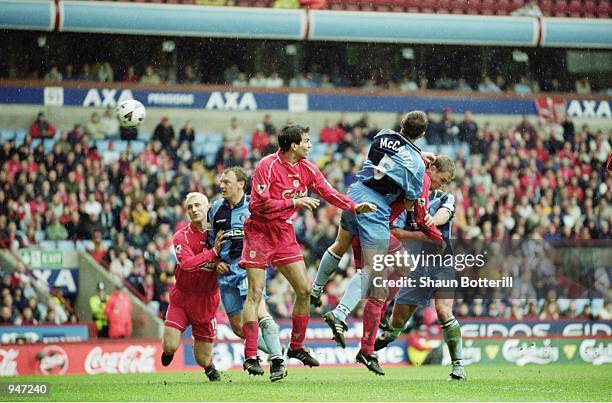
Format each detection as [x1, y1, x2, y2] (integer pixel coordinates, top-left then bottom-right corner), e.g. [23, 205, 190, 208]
[87, 0, 611, 18]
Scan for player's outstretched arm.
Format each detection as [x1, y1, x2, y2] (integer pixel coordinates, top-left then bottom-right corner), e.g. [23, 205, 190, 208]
[420, 151, 436, 166]
[305, 161, 357, 212]
[432, 208, 452, 227]
[173, 230, 224, 271]
[294, 197, 320, 211]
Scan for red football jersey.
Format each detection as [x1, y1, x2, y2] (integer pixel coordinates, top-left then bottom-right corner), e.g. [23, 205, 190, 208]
[413, 173, 443, 242]
[249, 150, 356, 221]
[387, 173, 442, 242]
[172, 223, 219, 296]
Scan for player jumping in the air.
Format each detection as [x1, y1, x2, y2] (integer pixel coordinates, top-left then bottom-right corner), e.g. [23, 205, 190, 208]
[161, 192, 225, 381]
[312, 156, 454, 375]
[374, 163, 465, 381]
[239, 124, 376, 376]
[311, 111, 429, 375]
[209, 167, 286, 382]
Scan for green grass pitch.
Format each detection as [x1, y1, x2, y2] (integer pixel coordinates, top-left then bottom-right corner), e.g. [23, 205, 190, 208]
[7, 364, 611, 401]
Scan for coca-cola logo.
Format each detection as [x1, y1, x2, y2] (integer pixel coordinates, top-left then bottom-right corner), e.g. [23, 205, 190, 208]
[0, 349, 19, 377]
[37, 345, 68, 375]
[85, 345, 157, 375]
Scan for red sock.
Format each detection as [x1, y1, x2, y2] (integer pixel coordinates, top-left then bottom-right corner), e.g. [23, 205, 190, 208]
[387, 271, 401, 301]
[379, 300, 389, 323]
[360, 298, 384, 355]
[243, 321, 259, 359]
[290, 314, 309, 350]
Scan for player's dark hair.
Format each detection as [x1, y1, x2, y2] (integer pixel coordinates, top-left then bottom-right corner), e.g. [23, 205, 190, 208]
[433, 154, 456, 180]
[278, 125, 309, 152]
[223, 166, 248, 191]
[400, 110, 428, 139]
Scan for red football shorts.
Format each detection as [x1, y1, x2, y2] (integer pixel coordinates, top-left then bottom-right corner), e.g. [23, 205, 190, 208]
[239, 219, 303, 269]
[164, 287, 219, 343]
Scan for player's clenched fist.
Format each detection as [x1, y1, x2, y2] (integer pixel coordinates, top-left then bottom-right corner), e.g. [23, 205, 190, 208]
[355, 202, 377, 214]
[423, 213, 434, 227]
[295, 197, 320, 211]
[213, 230, 226, 254]
[216, 260, 230, 274]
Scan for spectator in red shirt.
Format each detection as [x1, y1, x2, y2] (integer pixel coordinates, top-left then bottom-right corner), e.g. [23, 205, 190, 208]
[104, 284, 133, 338]
[29, 112, 56, 139]
[251, 123, 270, 155]
[121, 65, 139, 83]
[556, 141, 576, 164]
[534, 138, 550, 162]
[5, 154, 20, 176]
[319, 118, 345, 144]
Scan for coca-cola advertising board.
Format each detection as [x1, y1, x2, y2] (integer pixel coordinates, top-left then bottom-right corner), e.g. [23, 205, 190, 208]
[0, 340, 186, 376]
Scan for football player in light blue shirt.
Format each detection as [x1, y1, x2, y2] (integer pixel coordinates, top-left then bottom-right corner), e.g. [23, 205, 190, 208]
[375, 169, 466, 381]
[209, 167, 286, 382]
[311, 111, 431, 375]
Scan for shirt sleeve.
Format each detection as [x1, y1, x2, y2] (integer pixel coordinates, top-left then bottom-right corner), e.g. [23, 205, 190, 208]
[441, 193, 456, 218]
[305, 162, 356, 213]
[392, 211, 407, 229]
[413, 174, 443, 242]
[249, 159, 294, 214]
[208, 204, 216, 241]
[173, 232, 217, 272]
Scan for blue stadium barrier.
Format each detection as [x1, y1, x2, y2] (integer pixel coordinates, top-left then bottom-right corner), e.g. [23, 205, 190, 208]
[96, 140, 109, 154]
[204, 151, 217, 167]
[203, 142, 221, 162]
[15, 129, 28, 144]
[35, 230, 45, 243]
[57, 240, 76, 250]
[130, 140, 146, 155]
[312, 142, 330, 155]
[38, 240, 58, 250]
[207, 133, 224, 145]
[591, 298, 605, 316]
[1, 129, 14, 142]
[114, 141, 128, 154]
[137, 131, 150, 141]
[75, 241, 87, 252]
[43, 139, 54, 153]
[195, 132, 225, 145]
[192, 141, 207, 157]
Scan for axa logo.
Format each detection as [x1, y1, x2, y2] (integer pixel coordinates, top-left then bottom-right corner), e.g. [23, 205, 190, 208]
[205, 92, 257, 111]
[566, 100, 611, 119]
[82, 89, 135, 108]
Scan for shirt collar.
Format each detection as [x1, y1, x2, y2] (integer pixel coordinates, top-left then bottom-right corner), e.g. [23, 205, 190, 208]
[223, 194, 246, 209]
[189, 222, 206, 234]
[277, 150, 299, 166]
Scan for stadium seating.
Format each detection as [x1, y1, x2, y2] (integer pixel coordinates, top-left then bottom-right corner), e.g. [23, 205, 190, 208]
[1, 101, 610, 325]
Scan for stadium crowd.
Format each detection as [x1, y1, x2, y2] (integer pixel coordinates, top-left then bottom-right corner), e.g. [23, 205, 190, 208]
[0, 108, 610, 329]
[32, 62, 605, 95]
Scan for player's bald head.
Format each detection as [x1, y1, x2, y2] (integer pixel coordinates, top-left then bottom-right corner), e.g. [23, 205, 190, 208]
[184, 192, 208, 207]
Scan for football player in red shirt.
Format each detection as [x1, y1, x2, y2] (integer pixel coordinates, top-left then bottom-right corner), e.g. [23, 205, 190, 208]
[239, 125, 376, 376]
[161, 192, 225, 381]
